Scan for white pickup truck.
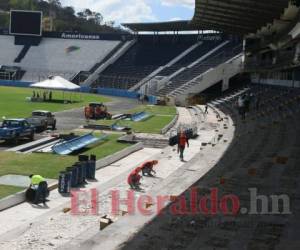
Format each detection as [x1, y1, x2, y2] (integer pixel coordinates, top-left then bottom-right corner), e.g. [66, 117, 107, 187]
[27, 110, 56, 131]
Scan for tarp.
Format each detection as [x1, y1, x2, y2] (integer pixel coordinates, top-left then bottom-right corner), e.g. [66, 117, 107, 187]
[30, 76, 80, 91]
[52, 133, 108, 155]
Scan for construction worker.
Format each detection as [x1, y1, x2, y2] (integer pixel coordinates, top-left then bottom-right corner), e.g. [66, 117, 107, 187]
[141, 160, 158, 176]
[84, 106, 91, 121]
[204, 105, 209, 115]
[177, 130, 189, 162]
[95, 106, 102, 119]
[127, 168, 142, 189]
[29, 174, 48, 205]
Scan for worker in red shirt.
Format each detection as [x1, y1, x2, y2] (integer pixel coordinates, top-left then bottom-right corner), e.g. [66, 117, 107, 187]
[95, 106, 101, 119]
[177, 130, 189, 162]
[127, 168, 142, 189]
[84, 106, 91, 121]
[141, 160, 158, 176]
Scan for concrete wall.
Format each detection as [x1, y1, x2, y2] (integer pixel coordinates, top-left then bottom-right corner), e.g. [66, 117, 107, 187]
[0, 80, 32, 87]
[97, 87, 139, 99]
[160, 109, 179, 134]
[0, 190, 28, 211]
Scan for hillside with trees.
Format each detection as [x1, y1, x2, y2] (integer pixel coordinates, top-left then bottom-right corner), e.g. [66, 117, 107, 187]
[0, 0, 125, 33]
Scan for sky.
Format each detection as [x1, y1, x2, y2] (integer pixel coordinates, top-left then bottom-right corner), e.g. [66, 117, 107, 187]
[61, 0, 195, 24]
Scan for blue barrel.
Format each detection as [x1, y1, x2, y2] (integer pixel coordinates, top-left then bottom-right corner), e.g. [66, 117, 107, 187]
[87, 154, 96, 179]
[74, 162, 84, 185]
[73, 162, 81, 184]
[66, 166, 78, 187]
[58, 171, 71, 194]
[79, 155, 89, 162]
[79, 155, 89, 183]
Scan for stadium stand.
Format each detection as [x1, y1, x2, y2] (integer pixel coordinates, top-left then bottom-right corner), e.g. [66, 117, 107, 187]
[158, 40, 242, 96]
[20, 38, 120, 81]
[0, 35, 23, 66]
[14, 45, 31, 63]
[158, 39, 224, 77]
[93, 35, 200, 89]
[0, 35, 120, 82]
[71, 41, 126, 85]
[121, 84, 300, 249]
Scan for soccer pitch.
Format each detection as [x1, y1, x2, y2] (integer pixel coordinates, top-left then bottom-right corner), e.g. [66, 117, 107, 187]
[0, 86, 110, 119]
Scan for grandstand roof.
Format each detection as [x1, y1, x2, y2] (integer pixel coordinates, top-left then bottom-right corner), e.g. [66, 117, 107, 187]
[193, 0, 290, 34]
[124, 0, 290, 35]
[122, 20, 203, 32]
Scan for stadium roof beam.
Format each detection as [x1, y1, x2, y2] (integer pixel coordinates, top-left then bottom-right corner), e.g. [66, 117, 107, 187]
[196, 0, 288, 11]
[197, 20, 254, 34]
[193, 0, 290, 34]
[194, 2, 283, 17]
[122, 20, 205, 32]
[197, 19, 257, 32]
[194, 8, 278, 24]
[193, 12, 270, 29]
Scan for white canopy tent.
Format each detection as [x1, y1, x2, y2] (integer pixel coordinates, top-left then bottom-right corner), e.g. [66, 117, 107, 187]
[30, 76, 81, 103]
[30, 76, 80, 91]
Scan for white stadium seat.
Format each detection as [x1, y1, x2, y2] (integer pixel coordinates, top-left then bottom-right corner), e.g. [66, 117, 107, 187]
[0, 36, 120, 81]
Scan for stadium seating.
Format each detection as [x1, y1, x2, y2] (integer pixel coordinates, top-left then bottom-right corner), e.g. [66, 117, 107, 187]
[122, 84, 300, 249]
[21, 38, 120, 81]
[0, 35, 120, 82]
[0, 36, 23, 66]
[93, 35, 198, 89]
[158, 40, 223, 76]
[158, 41, 242, 96]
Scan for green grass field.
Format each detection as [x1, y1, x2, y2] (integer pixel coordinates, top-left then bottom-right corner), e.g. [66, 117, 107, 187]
[96, 105, 177, 134]
[0, 185, 24, 199]
[0, 86, 110, 119]
[0, 134, 130, 180]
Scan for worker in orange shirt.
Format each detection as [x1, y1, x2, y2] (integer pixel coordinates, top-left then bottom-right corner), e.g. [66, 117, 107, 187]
[141, 160, 158, 176]
[177, 129, 189, 162]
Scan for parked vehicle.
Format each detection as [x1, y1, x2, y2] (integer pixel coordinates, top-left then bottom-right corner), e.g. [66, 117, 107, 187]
[27, 110, 56, 131]
[0, 119, 35, 144]
[88, 103, 112, 119]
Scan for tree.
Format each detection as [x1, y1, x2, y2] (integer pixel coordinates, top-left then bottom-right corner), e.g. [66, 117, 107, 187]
[77, 11, 84, 19]
[36, 0, 50, 15]
[0, 13, 9, 28]
[83, 8, 92, 17]
[48, 0, 61, 7]
[93, 12, 103, 25]
[9, 0, 35, 10]
[63, 6, 75, 19]
[105, 21, 115, 27]
[0, 0, 10, 11]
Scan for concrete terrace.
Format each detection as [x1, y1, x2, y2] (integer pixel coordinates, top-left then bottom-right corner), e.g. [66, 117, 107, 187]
[0, 103, 231, 250]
